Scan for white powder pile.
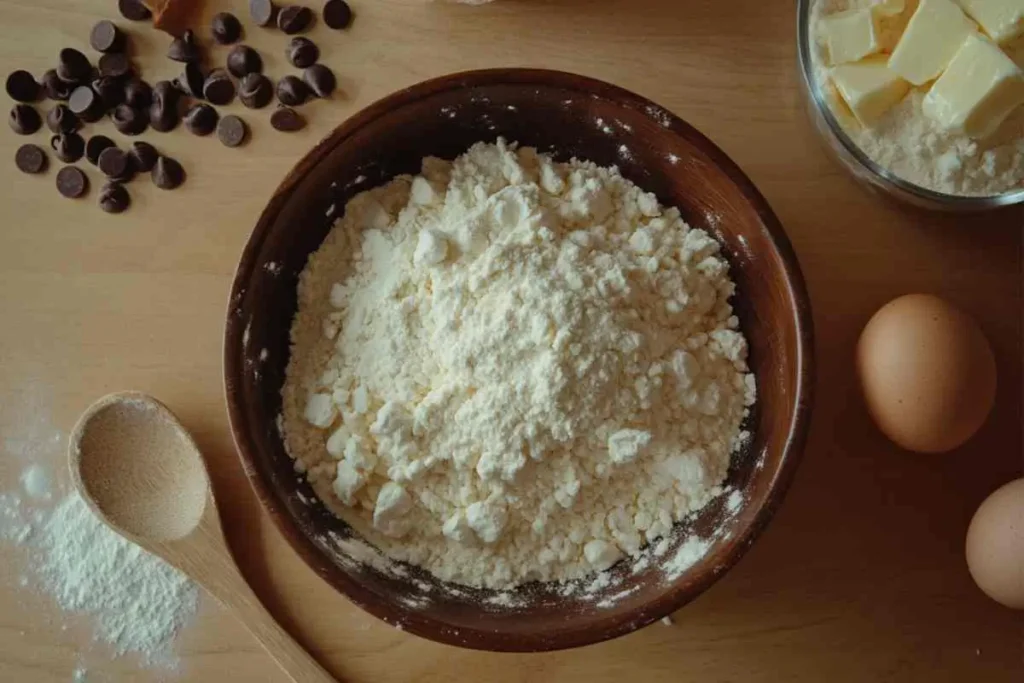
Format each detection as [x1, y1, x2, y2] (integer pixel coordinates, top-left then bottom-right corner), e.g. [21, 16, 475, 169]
[809, 0, 1024, 196]
[283, 139, 754, 589]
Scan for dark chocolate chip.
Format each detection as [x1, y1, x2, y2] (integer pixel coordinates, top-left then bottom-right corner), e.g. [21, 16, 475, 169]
[184, 102, 218, 135]
[57, 166, 89, 198]
[212, 12, 243, 44]
[174, 62, 206, 98]
[92, 76, 125, 110]
[46, 104, 79, 134]
[278, 5, 314, 34]
[15, 144, 47, 175]
[111, 103, 148, 135]
[276, 75, 308, 106]
[152, 156, 185, 189]
[285, 37, 319, 68]
[123, 78, 152, 109]
[238, 73, 273, 109]
[270, 106, 305, 132]
[226, 45, 263, 78]
[217, 115, 248, 147]
[51, 132, 85, 163]
[118, 0, 152, 21]
[98, 52, 133, 80]
[303, 63, 335, 98]
[322, 0, 353, 29]
[149, 101, 179, 132]
[168, 29, 201, 63]
[86, 135, 115, 165]
[249, 0, 278, 27]
[152, 80, 179, 105]
[98, 146, 135, 183]
[127, 141, 158, 172]
[203, 69, 236, 106]
[90, 20, 125, 53]
[41, 70, 72, 101]
[99, 182, 130, 213]
[6, 70, 40, 103]
[9, 104, 42, 135]
[57, 48, 93, 85]
[69, 86, 103, 122]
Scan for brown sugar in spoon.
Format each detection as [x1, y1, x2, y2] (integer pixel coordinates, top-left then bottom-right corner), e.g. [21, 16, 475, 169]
[69, 391, 336, 683]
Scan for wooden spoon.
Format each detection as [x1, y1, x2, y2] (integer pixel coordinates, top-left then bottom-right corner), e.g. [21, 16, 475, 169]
[68, 391, 336, 683]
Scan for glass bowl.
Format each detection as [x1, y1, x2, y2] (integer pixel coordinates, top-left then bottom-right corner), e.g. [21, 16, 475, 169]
[796, 0, 1024, 212]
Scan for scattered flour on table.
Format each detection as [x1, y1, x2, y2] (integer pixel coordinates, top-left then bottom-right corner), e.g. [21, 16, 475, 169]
[283, 139, 755, 590]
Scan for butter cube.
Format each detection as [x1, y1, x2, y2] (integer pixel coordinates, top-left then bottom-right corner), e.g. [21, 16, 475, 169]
[889, 0, 977, 85]
[822, 9, 882, 65]
[923, 33, 1024, 138]
[832, 56, 912, 126]
[957, 0, 1024, 43]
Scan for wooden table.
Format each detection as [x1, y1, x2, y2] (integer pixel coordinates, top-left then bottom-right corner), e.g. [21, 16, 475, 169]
[1, 1, 1021, 681]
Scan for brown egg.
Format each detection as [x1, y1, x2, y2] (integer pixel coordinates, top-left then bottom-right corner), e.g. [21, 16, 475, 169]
[966, 478, 1024, 609]
[856, 294, 996, 453]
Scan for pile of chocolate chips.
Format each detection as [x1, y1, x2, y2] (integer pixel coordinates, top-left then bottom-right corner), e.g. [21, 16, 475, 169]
[6, 0, 354, 213]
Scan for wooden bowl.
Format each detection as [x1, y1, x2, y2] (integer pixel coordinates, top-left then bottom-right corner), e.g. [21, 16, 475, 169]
[224, 69, 814, 652]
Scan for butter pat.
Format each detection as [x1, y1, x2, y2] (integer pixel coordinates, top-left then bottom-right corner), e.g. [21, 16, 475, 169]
[957, 0, 1024, 43]
[832, 56, 912, 126]
[923, 33, 1024, 138]
[889, 0, 977, 85]
[822, 9, 882, 65]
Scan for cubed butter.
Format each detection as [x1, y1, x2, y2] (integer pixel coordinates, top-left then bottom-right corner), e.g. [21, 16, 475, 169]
[923, 33, 1024, 138]
[957, 0, 1024, 43]
[832, 56, 912, 126]
[822, 9, 882, 65]
[889, 0, 977, 85]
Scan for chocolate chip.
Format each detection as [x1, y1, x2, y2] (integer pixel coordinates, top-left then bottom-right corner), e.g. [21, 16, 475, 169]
[41, 70, 72, 101]
[118, 0, 152, 21]
[90, 20, 125, 53]
[69, 86, 103, 122]
[303, 64, 335, 98]
[184, 103, 218, 135]
[203, 69, 236, 106]
[51, 132, 85, 163]
[168, 29, 201, 63]
[153, 80, 179, 105]
[92, 76, 125, 110]
[57, 48, 93, 85]
[46, 104, 79, 134]
[278, 5, 314, 34]
[9, 104, 41, 135]
[128, 141, 159, 172]
[98, 52, 133, 80]
[217, 115, 248, 148]
[174, 62, 206, 98]
[86, 135, 115, 165]
[249, 0, 278, 27]
[226, 45, 263, 78]
[124, 78, 152, 109]
[6, 70, 40, 103]
[111, 103, 148, 136]
[98, 146, 130, 179]
[270, 106, 305, 132]
[211, 12, 243, 44]
[149, 101, 179, 132]
[57, 166, 89, 199]
[15, 144, 47, 175]
[322, 0, 353, 29]
[152, 156, 185, 189]
[285, 37, 319, 68]
[238, 73, 273, 109]
[99, 182, 130, 213]
[276, 75, 308, 106]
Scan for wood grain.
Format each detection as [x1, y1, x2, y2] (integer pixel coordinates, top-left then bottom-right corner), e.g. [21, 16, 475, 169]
[0, 0, 1020, 681]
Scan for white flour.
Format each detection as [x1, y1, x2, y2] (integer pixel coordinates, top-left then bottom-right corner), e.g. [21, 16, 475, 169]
[283, 139, 754, 589]
[809, 0, 1024, 196]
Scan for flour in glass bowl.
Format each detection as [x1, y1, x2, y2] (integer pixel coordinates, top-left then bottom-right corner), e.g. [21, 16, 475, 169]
[282, 139, 755, 590]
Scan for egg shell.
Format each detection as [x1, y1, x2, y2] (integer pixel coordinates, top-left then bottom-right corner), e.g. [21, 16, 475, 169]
[966, 478, 1024, 609]
[856, 294, 996, 454]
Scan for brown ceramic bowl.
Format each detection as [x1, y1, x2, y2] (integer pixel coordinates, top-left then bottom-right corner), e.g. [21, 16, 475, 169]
[224, 69, 814, 652]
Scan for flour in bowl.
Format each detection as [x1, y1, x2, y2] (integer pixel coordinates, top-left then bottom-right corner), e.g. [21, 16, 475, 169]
[281, 139, 754, 589]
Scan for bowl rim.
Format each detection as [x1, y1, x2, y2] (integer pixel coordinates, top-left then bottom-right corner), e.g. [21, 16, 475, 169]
[795, 0, 1024, 209]
[223, 68, 816, 652]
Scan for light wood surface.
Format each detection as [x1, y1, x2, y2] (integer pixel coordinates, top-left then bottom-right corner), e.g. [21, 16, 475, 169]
[0, 1, 1021, 682]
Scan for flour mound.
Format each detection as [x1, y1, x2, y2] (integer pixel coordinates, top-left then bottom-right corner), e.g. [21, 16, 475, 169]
[283, 140, 754, 589]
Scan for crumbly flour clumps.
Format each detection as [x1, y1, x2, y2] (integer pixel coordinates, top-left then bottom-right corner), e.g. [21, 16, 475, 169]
[282, 139, 755, 589]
